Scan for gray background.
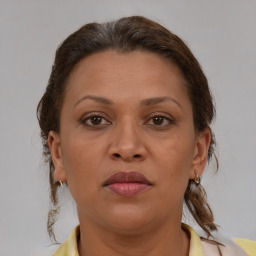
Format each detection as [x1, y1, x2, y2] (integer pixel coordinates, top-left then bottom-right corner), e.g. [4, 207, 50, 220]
[0, 0, 255, 255]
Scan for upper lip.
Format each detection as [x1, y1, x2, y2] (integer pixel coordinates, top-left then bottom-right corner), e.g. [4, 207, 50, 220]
[104, 171, 152, 186]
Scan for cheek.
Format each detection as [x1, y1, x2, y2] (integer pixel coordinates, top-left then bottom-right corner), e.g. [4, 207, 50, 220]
[60, 135, 103, 197]
[62, 129, 105, 166]
[157, 132, 194, 168]
[154, 132, 195, 191]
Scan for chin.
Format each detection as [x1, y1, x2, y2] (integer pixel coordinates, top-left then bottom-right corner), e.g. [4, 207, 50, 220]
[100, 204, 155, 235]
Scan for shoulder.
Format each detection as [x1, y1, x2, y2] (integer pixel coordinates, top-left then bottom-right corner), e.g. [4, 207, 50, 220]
[233, 238, 256, 256]
[182, 223, 256, 256]
[200, 233, 256, 256]
[201, 236, 255, 256]
[53, 226, 80, 256]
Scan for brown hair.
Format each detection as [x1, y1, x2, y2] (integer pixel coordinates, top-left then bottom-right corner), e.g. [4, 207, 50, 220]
[37, 16, 218, 243]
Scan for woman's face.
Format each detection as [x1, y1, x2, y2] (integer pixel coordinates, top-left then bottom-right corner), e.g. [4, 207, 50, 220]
[49, 50, 210, 234]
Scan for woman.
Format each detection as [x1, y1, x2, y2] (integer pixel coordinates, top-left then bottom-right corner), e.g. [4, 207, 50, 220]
[37, 16, 255, 256]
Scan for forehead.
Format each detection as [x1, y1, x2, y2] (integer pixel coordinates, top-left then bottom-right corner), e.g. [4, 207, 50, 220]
[70, 50, 185, 81]
[64, 50, 190, 107]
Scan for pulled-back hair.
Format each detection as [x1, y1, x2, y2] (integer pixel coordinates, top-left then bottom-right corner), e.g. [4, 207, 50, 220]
[37, 16, 218, 242]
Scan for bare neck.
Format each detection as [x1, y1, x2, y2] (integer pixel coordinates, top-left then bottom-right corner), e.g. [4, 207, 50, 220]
[77, 218, 190, 256]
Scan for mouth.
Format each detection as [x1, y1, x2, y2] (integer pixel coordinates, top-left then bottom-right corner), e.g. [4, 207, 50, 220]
[103, 171, 152, 197]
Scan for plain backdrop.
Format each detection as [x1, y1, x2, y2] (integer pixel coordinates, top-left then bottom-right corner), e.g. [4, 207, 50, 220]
[0, 0, 255, 255]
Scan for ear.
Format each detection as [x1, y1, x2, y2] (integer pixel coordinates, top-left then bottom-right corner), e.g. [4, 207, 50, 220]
[48, 130, 67, 183]
[189, 128, 211, 179]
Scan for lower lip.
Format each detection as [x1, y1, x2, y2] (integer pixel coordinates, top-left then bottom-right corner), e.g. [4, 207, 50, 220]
[106, 183, 150, 197]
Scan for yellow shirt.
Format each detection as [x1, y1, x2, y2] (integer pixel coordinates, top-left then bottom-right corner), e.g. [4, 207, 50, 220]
[54, 224, 256, 256]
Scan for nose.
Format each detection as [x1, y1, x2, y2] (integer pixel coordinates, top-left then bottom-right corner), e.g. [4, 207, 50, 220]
[108, 118, 147, 162]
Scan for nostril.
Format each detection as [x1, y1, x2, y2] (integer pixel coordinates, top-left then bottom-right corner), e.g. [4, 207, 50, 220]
[112, 153, 141, 159]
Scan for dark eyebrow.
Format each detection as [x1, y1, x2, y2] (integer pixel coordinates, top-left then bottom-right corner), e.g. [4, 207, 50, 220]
[74, 95, 183, 110]
[74, 95, 114, 107]
[141, 96, 183, 110]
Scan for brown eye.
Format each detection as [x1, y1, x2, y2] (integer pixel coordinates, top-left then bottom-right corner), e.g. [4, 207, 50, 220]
[153, 116, 164, 125]
[147, 115, 174, 127]
[90, 116, 103, 125]
[82, 114, 110, 127]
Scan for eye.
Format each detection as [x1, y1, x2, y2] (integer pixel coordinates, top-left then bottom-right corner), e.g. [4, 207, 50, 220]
[81, 114, 111, 127]
[146, 115, 174, 127]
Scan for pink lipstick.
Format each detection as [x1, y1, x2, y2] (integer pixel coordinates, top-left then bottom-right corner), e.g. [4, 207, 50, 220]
[104, 171, 152, 197]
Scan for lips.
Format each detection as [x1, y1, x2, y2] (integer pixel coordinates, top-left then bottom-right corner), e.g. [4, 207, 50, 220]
[104, 171, 152, 197]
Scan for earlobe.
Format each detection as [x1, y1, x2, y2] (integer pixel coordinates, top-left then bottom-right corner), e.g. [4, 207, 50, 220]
[48, 131, 67, 183]
[189, 128, 211, 179]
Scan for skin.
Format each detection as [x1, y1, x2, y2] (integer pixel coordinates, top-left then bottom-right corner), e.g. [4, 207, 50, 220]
[48, 50, 210, 256]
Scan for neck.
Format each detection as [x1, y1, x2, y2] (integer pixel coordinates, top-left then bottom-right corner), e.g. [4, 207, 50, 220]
[77, 217, 190, 256]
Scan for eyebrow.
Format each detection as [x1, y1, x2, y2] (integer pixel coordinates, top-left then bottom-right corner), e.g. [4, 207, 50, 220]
[74, 95, 183, 110]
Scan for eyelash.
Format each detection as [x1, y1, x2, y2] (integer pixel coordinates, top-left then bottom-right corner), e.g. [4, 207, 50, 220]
[80, 113, 175, 129]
